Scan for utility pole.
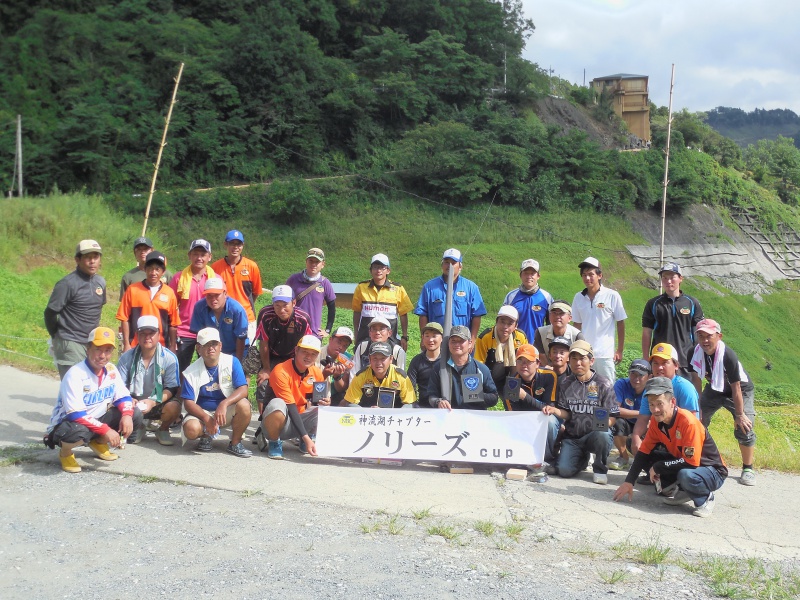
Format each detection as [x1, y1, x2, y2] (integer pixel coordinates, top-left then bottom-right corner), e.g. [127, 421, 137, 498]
[16, 115, 23, 197]
[658, 64, 676, 294]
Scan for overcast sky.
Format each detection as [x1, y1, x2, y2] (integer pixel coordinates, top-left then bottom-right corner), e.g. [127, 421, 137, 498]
[520, 0, 800, 114]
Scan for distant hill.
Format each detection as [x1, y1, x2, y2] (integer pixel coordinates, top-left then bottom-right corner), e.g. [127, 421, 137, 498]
[705, 106, 800, 148]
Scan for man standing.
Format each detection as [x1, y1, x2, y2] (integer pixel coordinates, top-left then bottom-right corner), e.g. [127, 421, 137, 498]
[352, 253, 414, 350]
[533, 300, 585, 366]
[286, 247, 336, 339]
[344, 342, 416, 408]
[116, 251, 180, 353]
[503, 259, 553, 343]
[211, 230, 263, 342]
[407, 322, 443, 408]
[642, 262, 703, 377]
[613, 377, 727, 518]
[474, 305, 528, 391]
[414, 248, 487, 340]
[189, 278, 248, 360]
[120, 236, 172, 299]
[180, 328, 252, 458]
[117, 316, 181, 446]
[45, 327, 141, 473]
[427, 325, 498, 410]
[571, 257, 627, 383]
[542, 340, 618, 484]
[44, 240, 106, 379]
[169, 239, 216, 373]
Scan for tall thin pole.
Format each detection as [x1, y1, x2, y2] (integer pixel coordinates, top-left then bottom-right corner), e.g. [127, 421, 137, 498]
[658, 64, 675, 294]
[440, 263, 455, 402]
[16, 115, 23, 197]
[142, 62, 184, 237]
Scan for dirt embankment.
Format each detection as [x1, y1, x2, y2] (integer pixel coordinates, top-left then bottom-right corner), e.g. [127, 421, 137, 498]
[532, 96, 620, 149]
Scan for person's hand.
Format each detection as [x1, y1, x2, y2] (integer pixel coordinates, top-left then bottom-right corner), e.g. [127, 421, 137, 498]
[613, 482, 634, 502]
[118, 415, 133, 438]
[333, 363, 348, 376]
[257, 369, 270, 385]
[435, 398, 452, 411]
[518, 387, 527, 401]
[103, 429, 121, 448]
[614, 350, 623, 364]
[317, 328, 328, 339]
[542, 405, 556, 416]
[322, 363, 336, 377]
[734, 414, 753, 433]
[303, 436, 318, 457]
[318, 397, 331, 407]
[215, 405, 228, 428]
[205, 415, 219, 436]
[399, 338, 408, 352]
[649, 466, 659, 484]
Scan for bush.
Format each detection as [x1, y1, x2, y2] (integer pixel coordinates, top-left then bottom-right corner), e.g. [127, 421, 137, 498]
[265, 177, 322, 223]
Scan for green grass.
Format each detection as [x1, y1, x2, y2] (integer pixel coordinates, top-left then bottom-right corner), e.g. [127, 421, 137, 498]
[473, 520, 496, 537]
[682, 555, 800, 600]
[0, 444, 42, 467]
[426, 523, 461, 541]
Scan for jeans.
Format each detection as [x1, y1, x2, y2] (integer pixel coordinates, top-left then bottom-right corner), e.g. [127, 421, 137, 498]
[677, 466, 725, 507]
[557, 430, 613, 477]
[544, 413, 561, 464]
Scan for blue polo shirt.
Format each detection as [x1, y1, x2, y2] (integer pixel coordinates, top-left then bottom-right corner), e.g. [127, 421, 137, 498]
[503, 287, 553, 342]
[613, 377, 645, 425]
[413, 275, 487, 328]
[180, 357, 248, 411]
[638, 374, 699, 417]
[189, 297, 249, 354]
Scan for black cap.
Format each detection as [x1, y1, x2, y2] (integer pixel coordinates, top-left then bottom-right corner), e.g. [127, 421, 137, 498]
[550, 336, 571, 349]
[144, 251, 167, 268]
[133, 236, 154, 249]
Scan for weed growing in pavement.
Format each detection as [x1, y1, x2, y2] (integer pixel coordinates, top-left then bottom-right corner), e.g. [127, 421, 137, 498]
[681, 555, 800, 600]
[636, 537, 671, 565]
[387, 515, 405, 535]
[359, 521, 381, 534]
[412, 507, 432, 521]
[239, 489, 262, 498]
[598, 569, 629, 585]
[0, 444, 41, 467]
[568, 535, 603, 558]
[504, 523, 525, 542]
[426, 523, 461, 542]
[494, 539, 511, 551]
[137, 475, 159, 483]
[473, 520, 496, 537]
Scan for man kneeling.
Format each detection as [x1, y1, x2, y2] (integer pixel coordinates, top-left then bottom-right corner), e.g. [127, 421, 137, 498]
[45, 327, 142, 473]
[613, 377, 727, 518]
[257, 335, 330, 460]
[181, 327, 252, 457]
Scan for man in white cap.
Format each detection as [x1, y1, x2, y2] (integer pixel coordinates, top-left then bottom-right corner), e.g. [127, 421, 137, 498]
[44, 239, 106, 379]
[349, 315, 406, 378]
[117, 315, 181, 445]
[181, 327, 252, 457]
[503, 258, 553, 343]
[533, 300, 584, 367]
[474, 305, 528, 391]
[571, 256, 627, 383]
[352, 253, 414, 349]
[189, 277, 249, 359]
[414, 248, 487, 340]
[316, 326, 355, 406]
[286, 247, 336, 339]
[44, 327, 141, 472]
[256, 335, 329, 459]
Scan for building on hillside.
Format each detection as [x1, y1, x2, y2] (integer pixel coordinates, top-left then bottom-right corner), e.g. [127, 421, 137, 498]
[591, 73, 651, 141]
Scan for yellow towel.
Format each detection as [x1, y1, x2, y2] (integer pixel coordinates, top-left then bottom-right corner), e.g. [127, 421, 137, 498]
[176, 265, 215, 300]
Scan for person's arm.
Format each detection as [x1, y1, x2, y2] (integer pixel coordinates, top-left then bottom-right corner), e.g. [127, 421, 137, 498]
[542, 404, 569, 420]
[418, 315, 429, 335]
[613, 449, 653, 502]
[631, 414, 649, 454]
[258, 337, 272, 384]
[641, 327, 653, 359]
[399, 313, 409, 352]
[469, 316, 482, 341]
[691, 372, 703, 395]
[215, 384, 248, 427]
[730, 381, 753, 433]
[352, 311, 361, 337]
[235, 338, 245, 360]
[615, 320, 625, 363]
[120, 321, 132, 353]
[533, 330, 547, 365]
[168, 326, 178, 352]
[43, 307, 59, 337]
[323, 299, 336, 335]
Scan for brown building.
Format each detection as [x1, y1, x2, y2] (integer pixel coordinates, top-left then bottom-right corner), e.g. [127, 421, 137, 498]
[591, 73, 651, 141]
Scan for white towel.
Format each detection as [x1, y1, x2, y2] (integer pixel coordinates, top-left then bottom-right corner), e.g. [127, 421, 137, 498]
[690, 341, 726, 392]
[494, 329, 517, 368]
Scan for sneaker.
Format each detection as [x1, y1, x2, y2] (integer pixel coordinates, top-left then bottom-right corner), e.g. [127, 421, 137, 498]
[268, 440, 284, 460]
[637, 474, 654, 486]
[88, 441, 119, 461]
[59, 453, 81, 473]
[545, 464, 559, 476]
[155, 430, 174, 446]
[608, 456, 631, 471]
[145, 419, 160, 432]
[740, 468, 756, 486]
[692, 492, 716, 518]
[660, 482, 679, 497]
[592, 472, 608, 485]
[196, 436, 213, 452]
[128, 427, 145, 444]
[663, 490, 692, 505]
[227, 441, 253, 458]
[298, 435, 316, 455]
[529, 463, 547, 478]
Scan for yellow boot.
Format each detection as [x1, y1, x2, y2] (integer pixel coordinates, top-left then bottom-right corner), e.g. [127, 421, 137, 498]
[59, 453, 81, 473]
[88, 440, 119, 461]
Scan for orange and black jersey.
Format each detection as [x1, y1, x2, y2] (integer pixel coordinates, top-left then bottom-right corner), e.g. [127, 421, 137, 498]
[625, 407, 728, 484]
[504, 368, 557, 412]
[116, 281, 180, 347]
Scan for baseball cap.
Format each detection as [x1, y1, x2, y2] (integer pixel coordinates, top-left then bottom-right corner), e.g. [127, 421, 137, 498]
[369, 341, 393, 356]
[331, 326, 354, 341]
[369, 316, 391, 329]
[132, 236, 153, 249]
[196, 328, 221, 346]
[569, 340, 594, 356]
[549, 300, 572, 313]
[578, 256, 601, 270]
[272, 285, 294, 303]
[87, 327, 115, 346]
[629, 359, 652, 375]
[695, 318, 721, 335]
[297, 335, 322, 353]
[203, 277, 225, 294]
[550, 336, 571, 350]
[136, 315, 160, 332]
[307, 248, 325, 261]
[644, 376, 674, 397]
[370, 253, 390, 267]
[658, 262, 682, 276]
[144, 251, 167, 268]
[516, 344, 540, 361]
[422, 322, 444, 335]
[520, 259, 540, 272]
[225, 230, 244, 243]
[449, 325, 471, 341]
[650, 343, 678, 362]
[189, 239, 211, 253]
[497, 305, 519, 322]
[442, 248, 462, 263]
[76, 240, 102, 256]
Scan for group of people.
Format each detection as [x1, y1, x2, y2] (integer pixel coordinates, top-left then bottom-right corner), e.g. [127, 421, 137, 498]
[44, 236, 756, 517]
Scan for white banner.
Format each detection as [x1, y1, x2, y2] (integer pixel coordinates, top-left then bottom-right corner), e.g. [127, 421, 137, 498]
[316, 407, 548, 465]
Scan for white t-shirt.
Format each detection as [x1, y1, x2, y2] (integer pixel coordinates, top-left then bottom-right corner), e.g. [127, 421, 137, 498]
[571, 285, 627, 359]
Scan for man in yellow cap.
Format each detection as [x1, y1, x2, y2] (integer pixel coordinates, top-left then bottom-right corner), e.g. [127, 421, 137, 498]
[44, 327, 141, 473]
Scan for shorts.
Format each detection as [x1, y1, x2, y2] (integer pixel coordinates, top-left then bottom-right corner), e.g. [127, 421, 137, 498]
[181, 405, 238, 444]
[700, 387, 756, 447]
[135, 398, 181, 421]
[52, 336, 88, 379]
[48, 406, 144, 446]
[247, 321, 257, 344]
[611, 418, 634, 438]
[263, 398, 318, 440]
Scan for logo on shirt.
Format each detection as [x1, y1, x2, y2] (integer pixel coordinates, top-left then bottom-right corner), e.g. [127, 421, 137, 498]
[305, 376, 315, 386]
[456, 291, 466, 297]
[532, 306, 542, 311]
[624, 397, 634, 407]
[316, 285, 324, 293]
[684, 446, 695, 458]
[205, 383, 221, 392]
[83, 385, 91, 393]
[587, 382, 598, 400]
[224, 317, 233, 324]
[159, 294, 168, 302]
[95, 287, 103, 295]
[596, 303, 605, 309]
[676, 430, 682, 439]
[680, 307, 691, 315]
[535, 387, 545, 396]
[390, 380, 400, 389]
[364, 385, 375, 396]
[241, 269, 249, 276]
[463, 375, 480, 391]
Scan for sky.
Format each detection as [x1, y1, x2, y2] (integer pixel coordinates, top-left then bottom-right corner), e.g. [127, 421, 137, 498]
[520, 0, 800, 114]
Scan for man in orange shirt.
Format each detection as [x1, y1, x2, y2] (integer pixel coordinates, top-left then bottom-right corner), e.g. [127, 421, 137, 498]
[211, 230, 263, 342]
[256, 335, 330, 460]
[116, 251, 180, 352]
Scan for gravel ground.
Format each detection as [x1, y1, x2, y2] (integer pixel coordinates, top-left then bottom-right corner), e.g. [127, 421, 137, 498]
[0, 462, 731, 600]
